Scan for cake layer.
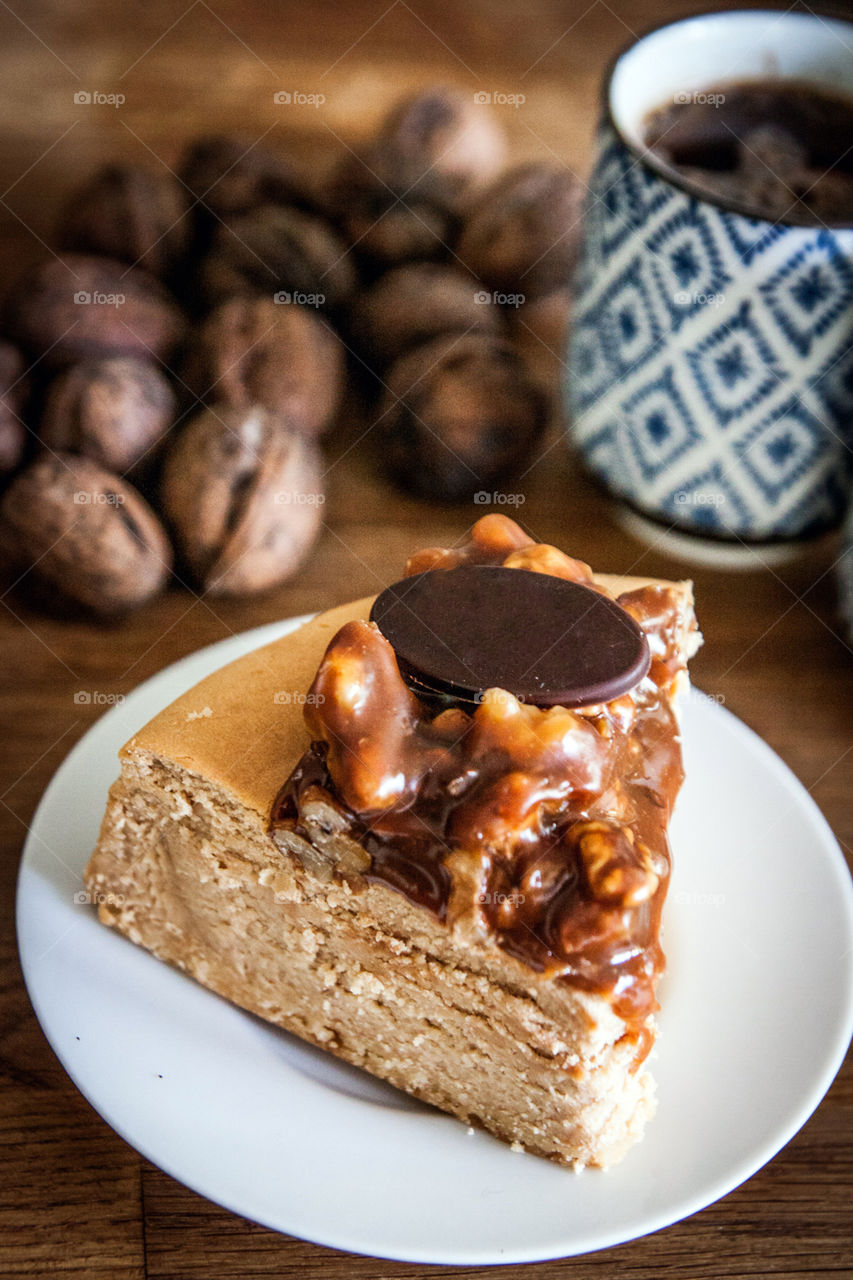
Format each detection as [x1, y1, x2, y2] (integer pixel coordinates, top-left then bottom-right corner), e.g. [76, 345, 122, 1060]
[87, 747, 654, 1168]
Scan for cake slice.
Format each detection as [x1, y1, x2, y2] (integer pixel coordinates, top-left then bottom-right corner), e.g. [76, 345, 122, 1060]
[85, 515, 700, 1169]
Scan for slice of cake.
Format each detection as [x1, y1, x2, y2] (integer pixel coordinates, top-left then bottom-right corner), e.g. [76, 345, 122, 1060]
[85, 514, 700, 1168]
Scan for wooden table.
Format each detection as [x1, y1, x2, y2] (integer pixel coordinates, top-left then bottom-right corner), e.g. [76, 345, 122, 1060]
[1, 1, 851, 1276]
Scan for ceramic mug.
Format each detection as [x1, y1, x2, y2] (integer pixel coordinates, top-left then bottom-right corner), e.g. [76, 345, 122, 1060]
[566, 9, 853, 542]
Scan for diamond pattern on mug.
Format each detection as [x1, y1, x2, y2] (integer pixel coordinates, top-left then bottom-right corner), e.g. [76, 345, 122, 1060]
[760, 231, 853, 358]
[719, 209, 786, 267]
[686, 300, 787, 427]
[646, 203, 732, 330]
[577, 420, 621, 479]
[812, 341, 853, 431]
[735, 396, 833, 505]
[591, 142, 643, 260]
[769, 464, 852, 538]
[598, 256, 665, 378]
[660, 461, 753, 531]
[569, 322, 613, 413]
[591, 138, 672, 261]
[620, 366, 701, 481]
[574, 417, 648, 506]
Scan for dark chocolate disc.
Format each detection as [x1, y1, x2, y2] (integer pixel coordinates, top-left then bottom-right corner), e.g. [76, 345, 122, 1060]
[370, 565, 651, 708]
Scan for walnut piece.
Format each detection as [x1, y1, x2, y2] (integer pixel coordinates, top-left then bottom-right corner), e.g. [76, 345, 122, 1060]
[569, 819, 659, 908]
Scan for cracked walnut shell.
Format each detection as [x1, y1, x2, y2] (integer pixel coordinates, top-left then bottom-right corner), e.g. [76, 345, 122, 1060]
[161, 405, 324, 596]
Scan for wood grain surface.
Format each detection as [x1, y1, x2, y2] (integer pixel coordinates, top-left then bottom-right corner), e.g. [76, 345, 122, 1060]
[1, 1, 851, 1277]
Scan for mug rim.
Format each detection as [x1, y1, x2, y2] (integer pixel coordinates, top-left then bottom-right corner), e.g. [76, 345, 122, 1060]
[602, 5, 853, 231]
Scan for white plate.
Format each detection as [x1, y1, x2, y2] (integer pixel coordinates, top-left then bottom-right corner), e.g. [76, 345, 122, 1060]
[16, 617, 853, 1266]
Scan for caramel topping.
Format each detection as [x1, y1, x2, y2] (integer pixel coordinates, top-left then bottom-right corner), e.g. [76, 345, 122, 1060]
[403, 512, 533, 574]
[271, 515, 692, 1050]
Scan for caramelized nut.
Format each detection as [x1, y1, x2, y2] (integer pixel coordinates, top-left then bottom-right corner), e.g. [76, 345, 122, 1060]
[569, 819, 659, 907]
[404, 513, 534, 576]
[305, 620, 425, 813]
[503, 543, 595, 584]
[469, 691, 611, 796]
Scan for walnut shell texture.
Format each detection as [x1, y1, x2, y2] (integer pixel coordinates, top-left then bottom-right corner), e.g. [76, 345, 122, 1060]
[456, 162, 584, 299]
[354, 262, 502, 368]
[199, 205, 356, 311]
[324, 146, 455, 269]
[377, 86, 507, 202]
[2, 254, 186, 369]
[40, 356, 176, 474]
[161, 405, 324, 596]
[183, 297, 342, 437]
[379, 333, 547, 502]
[0, 452, 172, 613]
[59, 163, 190, 278]
[0, 339, 28, 477]
[179, 135, 301, 219]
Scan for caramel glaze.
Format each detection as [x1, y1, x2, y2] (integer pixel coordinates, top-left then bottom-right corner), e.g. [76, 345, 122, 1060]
[270, 516, 689, 1057]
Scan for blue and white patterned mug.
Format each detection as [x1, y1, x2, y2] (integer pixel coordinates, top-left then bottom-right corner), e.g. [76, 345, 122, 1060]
[566, 10, 853, 542]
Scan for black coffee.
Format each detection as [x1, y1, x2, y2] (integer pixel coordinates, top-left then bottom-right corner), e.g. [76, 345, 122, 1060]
[643, 80, 853, 224]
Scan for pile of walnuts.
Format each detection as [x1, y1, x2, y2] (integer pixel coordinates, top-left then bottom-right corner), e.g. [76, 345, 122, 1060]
[0, 86, 583, 616]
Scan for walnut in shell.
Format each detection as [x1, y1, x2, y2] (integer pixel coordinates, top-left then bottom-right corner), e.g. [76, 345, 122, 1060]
[324, 146, 454, 269]
[58, 163, 190, 278]
[377, 86, 507, 202]
[183, 297, 342, 437]
[2, 254, 186, 369]
[378, 333, 547, 502]
[353, 263, 502, 368]
[40, 356, 176, 474]
[456, 163, 584, 299]
[199, 205, 356, 311]
[161, 405, 324, 595]
[179, 135, 301, 219]
[0, 452, 171, 614]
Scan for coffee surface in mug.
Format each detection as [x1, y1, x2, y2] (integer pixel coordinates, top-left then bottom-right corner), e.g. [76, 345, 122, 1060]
[643, 80, 853, 225]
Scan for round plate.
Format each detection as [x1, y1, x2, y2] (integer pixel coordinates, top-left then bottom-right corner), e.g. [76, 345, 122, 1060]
[16, 617, 853, 1265]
